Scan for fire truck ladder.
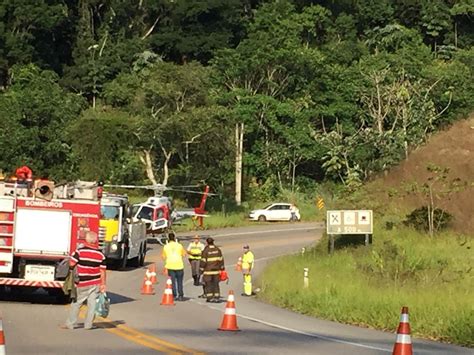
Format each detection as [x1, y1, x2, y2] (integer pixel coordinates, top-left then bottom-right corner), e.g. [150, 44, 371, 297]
[0, 196, 15, 273]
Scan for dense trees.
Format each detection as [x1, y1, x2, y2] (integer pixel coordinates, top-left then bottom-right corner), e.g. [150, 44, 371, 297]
[0, 0, 473, 200]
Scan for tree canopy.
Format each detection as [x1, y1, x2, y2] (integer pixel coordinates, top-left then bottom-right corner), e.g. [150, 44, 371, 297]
[0, 0, 473, 200]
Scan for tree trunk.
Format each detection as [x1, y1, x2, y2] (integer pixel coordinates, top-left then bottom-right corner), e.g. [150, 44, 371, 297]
[454, 21, 458, 48]
[235, 123, 244, 206]
[140, 149, 158, 185]
[159, 146, 172, 187]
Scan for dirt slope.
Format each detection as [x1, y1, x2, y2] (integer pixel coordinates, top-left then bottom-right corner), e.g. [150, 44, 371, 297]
[368, 115, 474, 233]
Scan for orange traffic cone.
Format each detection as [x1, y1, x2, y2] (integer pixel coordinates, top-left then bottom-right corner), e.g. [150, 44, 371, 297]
[160, 277, 175, 306]
[218, 291, 240, 331]
[140, 273, 155, 295]
[147, 264, 158, 284]
[0, 316, 6, 354]
[392, 306, 413, 355]
[235, 257, 242, 271]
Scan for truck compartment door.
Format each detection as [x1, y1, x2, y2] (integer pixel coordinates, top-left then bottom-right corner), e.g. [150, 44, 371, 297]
[0, 197, 15, 273]
[14, 209, 71, 255]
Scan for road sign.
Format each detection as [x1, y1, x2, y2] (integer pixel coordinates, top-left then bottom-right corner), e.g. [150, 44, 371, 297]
[317, 197, 325, 210]
[326, 210, 373, 235]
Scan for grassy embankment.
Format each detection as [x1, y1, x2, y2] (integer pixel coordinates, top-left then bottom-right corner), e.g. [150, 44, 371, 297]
[257, 226, 473, 347]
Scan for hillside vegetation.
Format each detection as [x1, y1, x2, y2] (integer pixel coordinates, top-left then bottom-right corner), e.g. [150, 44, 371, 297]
[0, 1, 473, 204]
[362, 115, 474, 233]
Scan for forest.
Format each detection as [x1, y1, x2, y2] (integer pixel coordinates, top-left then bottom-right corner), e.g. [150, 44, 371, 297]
[0, 0, 473, 202]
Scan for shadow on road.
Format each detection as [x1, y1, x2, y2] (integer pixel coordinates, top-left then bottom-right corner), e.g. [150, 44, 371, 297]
[0, 286, 135, 306]
[108, 291, 135, 305]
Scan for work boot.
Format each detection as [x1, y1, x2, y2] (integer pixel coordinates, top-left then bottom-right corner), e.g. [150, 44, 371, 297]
[193, 275, 199, 286]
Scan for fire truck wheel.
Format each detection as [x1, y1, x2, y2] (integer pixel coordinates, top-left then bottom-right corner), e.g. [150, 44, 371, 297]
[139, 243, 146, 267]
[130, 243, 145, 268]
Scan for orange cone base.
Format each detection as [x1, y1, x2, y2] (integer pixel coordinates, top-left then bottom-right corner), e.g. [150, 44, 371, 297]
[218, 324, 240, 331]
[141, 287, 155, 295]
[218, 314, 239, 331]
[141, 279, 155, 295]
[160, 296, 175, 306]
[393, 343, 413, 355]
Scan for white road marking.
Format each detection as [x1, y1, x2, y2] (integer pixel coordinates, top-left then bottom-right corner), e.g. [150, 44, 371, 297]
[186, 253, 391, 353]
[209, 225, 322, 238]
[191, 299, 391, 352]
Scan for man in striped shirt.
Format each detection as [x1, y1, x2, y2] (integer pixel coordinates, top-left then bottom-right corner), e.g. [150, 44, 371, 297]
[62, 231, 106, 330]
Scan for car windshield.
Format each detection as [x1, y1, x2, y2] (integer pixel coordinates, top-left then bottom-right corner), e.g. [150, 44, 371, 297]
[101, 206, 120, 220]
[263, 204, 273, 209]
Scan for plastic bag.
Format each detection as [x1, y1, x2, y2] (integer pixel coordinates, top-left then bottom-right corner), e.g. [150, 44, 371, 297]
[95, 292, 110, 318]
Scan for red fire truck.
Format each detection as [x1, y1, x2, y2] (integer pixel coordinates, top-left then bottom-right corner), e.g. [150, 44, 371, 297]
[0, 179, 101, 295]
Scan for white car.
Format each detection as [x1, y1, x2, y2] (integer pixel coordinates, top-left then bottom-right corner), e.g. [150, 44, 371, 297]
[248, 203, 301, 222]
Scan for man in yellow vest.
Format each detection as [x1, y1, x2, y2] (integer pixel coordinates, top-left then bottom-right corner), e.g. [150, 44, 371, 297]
[187, 235, 205, 286]
[241, 245, 255, 296]
[162, 233, 186, 301]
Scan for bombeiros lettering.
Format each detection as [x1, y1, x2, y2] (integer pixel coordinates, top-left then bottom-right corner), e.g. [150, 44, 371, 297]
[25, 200, 63, 208]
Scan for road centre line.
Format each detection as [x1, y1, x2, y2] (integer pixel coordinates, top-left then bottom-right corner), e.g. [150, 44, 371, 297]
[78, 308, 204, 354]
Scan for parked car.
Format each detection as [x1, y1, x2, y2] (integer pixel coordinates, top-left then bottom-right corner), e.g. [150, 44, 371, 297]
[248, 203, 301, 222]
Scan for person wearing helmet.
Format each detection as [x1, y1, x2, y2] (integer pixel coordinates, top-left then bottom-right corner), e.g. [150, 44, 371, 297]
[241, 245, 255, 296]
[187, 235, 205, 286]
[199, 237, 225, 303]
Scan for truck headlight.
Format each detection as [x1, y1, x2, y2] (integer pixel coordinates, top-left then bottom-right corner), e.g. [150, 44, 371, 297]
[112, 235, 118, 241]
[111, 243, 118, 251]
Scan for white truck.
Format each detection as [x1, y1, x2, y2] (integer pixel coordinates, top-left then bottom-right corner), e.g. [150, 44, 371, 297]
[99, 194, 147, 269]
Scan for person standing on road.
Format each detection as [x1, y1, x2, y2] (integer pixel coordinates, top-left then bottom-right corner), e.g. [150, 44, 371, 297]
[187, 235, 205, 286]
[162, 233, 186, 301]
[241, 245, 255, 296]
[290, 204, 297, 222]
[200, 237, 225, 303]
[61, 231, 106, 330]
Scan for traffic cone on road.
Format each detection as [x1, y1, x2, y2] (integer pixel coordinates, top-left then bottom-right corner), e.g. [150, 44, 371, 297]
[147, 264, 158, 284]
[235, 257, 242, 271]
[0, 316, 6, 355]
[160, 277, 175, 306]
[392, 306, 413, 355]
[218, 291, 240, 331]
[140, 273, 155, 295]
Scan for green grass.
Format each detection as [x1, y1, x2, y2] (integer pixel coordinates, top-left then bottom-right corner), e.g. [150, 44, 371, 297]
[173, 212, 254, 232]
[258, 226, 474, 347]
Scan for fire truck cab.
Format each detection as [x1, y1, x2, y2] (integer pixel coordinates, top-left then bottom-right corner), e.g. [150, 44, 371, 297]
[0, 179, 101, 296]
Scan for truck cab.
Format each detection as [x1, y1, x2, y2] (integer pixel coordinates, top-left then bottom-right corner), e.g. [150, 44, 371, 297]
[99, 194, 147, 269]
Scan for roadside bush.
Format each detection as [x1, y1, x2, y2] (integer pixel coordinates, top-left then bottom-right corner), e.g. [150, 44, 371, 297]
[403, 206, 453, 232]
[358, 240, 428, 284]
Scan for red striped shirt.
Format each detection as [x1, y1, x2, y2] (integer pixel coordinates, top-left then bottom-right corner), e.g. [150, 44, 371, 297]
[70, 245, 106, 287]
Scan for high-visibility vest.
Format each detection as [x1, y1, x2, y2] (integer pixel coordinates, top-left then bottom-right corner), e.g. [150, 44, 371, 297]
[163, 241, 185, 270]
[188, 242, 203, 260]
[242, 251, 254, 270]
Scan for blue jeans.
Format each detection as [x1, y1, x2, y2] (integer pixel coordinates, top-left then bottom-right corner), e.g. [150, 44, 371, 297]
[168, 269, 184, 297]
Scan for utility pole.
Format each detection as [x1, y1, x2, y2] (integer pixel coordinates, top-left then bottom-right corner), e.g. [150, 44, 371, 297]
[235, 122, 244, 206]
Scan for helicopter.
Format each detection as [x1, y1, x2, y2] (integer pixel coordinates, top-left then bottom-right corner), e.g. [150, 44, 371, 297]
[104, 183, 213, 245]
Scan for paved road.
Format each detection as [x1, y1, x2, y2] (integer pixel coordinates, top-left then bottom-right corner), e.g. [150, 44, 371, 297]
[0, 223, 471, 354]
